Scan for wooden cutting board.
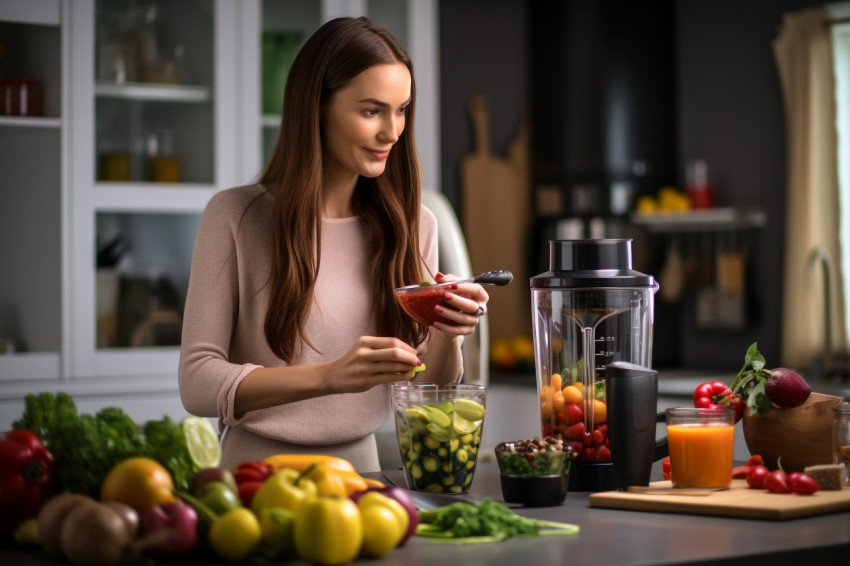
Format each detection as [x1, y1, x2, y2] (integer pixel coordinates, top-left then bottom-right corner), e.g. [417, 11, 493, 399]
[589, 479, 850, 520]
[460, 93, 531, 341]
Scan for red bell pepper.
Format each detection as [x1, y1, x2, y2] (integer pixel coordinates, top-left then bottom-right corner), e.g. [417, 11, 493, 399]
[0, 429, 58, 532]
[693, 380, 744, 423]
[232, 461, 273, 506]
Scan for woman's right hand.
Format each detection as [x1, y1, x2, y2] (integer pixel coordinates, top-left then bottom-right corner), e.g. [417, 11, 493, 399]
[323, 336, 422, 394]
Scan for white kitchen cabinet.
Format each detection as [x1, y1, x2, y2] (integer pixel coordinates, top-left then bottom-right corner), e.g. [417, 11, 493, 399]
[0, 0, 440, 427]
[239, 0, 440, 189]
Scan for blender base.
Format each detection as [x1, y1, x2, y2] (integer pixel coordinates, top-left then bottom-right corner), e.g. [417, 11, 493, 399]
[568, 461, 618, 492]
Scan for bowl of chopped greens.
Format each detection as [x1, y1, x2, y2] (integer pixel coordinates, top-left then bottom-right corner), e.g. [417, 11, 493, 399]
[495, 437, 572, 506]
[391, 383, 486, 493]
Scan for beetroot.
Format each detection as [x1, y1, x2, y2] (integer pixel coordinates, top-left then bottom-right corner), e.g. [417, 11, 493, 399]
[765, 368, 811, 408]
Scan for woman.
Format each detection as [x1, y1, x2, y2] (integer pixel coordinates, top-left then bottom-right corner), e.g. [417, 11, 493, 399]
[178, 17, 489, 472]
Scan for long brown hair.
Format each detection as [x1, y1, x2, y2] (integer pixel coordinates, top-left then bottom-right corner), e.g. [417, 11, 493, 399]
[259, 17, 426, 363]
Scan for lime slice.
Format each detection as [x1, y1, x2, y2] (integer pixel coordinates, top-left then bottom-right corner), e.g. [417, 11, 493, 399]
[182, 416, 221, 469]
[422, 405, 451, 427]
[406, 406, 430, 422]
[426, 422, 452, 442]
[453, 399, 486, 421]
[453, 412, 483, 434]
[434, 401, 455, 415]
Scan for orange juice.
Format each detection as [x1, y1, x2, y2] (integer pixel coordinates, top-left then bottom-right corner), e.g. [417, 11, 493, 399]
[667, 423, 735, 488]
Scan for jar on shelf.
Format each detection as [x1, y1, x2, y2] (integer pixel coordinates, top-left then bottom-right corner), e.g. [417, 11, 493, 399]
[0, 79, 42, 116]
[146, 129, 179, 183]
[833, 400, 850, 485]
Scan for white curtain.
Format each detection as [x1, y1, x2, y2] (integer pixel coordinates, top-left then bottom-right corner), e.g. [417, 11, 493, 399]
[774, 7, 846, 369]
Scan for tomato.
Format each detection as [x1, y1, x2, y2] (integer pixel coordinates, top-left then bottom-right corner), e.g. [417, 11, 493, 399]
[746, 465, 769, 489]
[100, 457, 175, 513]
[764, 470, 791, 494]
[788, 472, 819, 495]
[662, 457, 672, 481]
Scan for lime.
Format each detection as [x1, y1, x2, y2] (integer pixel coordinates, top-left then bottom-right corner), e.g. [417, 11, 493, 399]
[452, 412, 483, 435]
[182, 416, 222, 469]
[422, 406, 451, 427]
[453, 399, 486, 421]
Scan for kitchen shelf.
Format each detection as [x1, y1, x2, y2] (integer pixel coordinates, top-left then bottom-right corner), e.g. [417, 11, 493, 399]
[0, 116, 62, 129]
[94, 82, 212, 103]
[630, 207, 767, 233]
[94, 184, 217, 213]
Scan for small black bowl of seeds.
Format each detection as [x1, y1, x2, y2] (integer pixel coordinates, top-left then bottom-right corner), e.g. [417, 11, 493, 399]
[495, 437, 573, 506]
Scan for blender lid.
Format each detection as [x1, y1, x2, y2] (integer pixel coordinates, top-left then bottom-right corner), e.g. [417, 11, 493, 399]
[530, 239, 657, 288]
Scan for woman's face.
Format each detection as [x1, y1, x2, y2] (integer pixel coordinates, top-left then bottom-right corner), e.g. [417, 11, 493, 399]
[321, 62, 412, 185]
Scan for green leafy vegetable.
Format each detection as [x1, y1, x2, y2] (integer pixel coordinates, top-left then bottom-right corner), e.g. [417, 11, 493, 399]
[143, 416, 197, 492]
[729, 342, 774, 416]
[416, 498, 579, 543]
[12, 392, 199, 496]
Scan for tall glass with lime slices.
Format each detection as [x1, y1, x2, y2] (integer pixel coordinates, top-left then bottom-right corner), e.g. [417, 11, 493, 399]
[391, 383, 487, 493]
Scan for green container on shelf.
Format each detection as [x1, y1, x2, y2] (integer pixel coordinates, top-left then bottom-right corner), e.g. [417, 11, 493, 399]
[262, 30, 304, 116]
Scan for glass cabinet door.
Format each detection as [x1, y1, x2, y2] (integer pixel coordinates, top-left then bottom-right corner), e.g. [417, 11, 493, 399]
[95, 0, 214, 184]
[0, 2, 64, 380]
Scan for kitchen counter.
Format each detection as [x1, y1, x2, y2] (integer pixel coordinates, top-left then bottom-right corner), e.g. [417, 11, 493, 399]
[4, 460, 849, 566]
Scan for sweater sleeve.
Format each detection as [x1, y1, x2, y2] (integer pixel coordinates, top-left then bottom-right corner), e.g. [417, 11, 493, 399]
[178, 188, 262, 423]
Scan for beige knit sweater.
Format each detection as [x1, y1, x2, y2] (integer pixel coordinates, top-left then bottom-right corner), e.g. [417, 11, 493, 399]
[178, 184, 438, 449]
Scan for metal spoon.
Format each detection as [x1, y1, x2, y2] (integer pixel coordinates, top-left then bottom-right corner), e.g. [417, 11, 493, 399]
[395, 270, 513, 291]
[465, 270, 514, 286]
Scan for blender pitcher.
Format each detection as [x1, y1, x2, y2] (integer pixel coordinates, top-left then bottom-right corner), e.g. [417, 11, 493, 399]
[531, 239, 658, 491]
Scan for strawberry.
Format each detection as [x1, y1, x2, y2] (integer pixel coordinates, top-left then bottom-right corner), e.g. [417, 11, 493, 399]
[563, 421, 587, 440]
[596, 445, 612, 461]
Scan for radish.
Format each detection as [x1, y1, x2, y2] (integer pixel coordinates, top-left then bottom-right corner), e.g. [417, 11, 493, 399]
[764, 368, 811, 408]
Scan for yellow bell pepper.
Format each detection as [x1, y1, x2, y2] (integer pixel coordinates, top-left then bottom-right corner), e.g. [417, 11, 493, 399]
[334, 468, 385, 495]
[294, 495, 363, 565]
[262, 454, 356, 473]
[251, 468, 317, 517]
[303, 464, 348, 497]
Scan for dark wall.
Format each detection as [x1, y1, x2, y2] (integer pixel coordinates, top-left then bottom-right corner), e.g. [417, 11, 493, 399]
[438, 0, 529, 214]
[438, 0, 824, 371]
[674, 0, 821, 369]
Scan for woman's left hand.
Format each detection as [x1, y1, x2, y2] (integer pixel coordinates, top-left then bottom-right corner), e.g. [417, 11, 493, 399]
[431, 272, 490, 336]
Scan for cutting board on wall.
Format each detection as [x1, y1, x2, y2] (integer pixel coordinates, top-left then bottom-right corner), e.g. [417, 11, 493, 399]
[460, 94, 531, 341]
[589, 479, 850, 520]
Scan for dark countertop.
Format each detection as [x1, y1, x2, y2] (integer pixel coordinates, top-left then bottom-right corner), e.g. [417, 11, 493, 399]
[4, 460, 849, 566]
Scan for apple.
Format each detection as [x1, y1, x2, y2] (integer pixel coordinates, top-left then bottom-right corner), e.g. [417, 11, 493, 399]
[138, 500, 198, 558]
[192, 467, 238, 498]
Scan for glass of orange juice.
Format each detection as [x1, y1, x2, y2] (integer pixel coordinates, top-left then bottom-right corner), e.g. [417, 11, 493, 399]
[666, 407, 735, 488]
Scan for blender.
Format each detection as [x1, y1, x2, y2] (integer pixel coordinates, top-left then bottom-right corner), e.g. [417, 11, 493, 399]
[531, 239, 658, 491]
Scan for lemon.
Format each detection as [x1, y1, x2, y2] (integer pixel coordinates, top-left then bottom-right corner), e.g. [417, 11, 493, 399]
[453, 412, 483, 435]
[453, 398, 486, 421]
[182, 416, 221, 469]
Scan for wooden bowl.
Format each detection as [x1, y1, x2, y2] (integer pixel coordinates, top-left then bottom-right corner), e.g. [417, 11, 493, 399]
[742, 392, 843, 472]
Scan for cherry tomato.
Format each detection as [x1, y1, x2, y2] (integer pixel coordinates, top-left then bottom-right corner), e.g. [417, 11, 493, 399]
[788, 472, 819, 495]
[746, 465, 769, 489]
[764, 469, 791, 493]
